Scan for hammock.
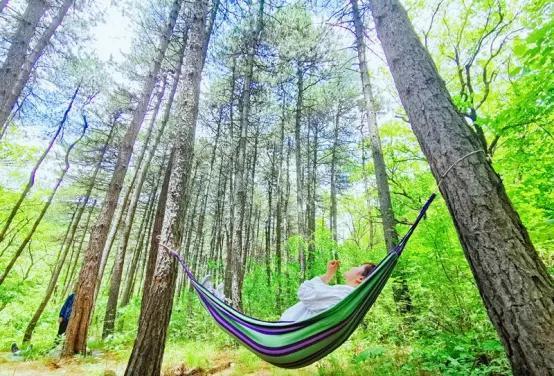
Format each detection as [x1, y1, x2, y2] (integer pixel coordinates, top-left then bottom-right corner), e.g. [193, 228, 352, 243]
[170, 193, 436, 369]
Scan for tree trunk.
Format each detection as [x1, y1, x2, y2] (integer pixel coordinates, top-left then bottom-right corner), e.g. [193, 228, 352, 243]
[350, 0, 413, 314]
[294, 67, 306, 279]
[0, 87, 79, 244]
[226, 0, 264, 308]
[62, 0, 182, 356]
[189, 108, 222, 288]
[369, 1, 554, 373]
[349, 0, 397, 251]
[120, 177, 158, 307]
[274, 105, 286, 308]
[140, 152, 172, 309]
[0, 114, 86, 286]
[22, 198, 81, 343]
[101, 79, 167, 338]
[240, 123, 260, 291]
[330, 105, 340, 245]
[96, 79, 167, 301]
[0, 0, 74, 136]
[124, 2, 211, 374]
[133, 34, 187, 298]
[60, 199, 97, 301]
[306, 120, 318, 277]
[0, 0, 48, 136]
[23, 121, 116, 342]
[223, 58, 237, 299]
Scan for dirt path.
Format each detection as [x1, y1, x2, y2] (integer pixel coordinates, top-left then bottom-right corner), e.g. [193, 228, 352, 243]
[0, 350, 314, 375]
[0, 353, 126, 376]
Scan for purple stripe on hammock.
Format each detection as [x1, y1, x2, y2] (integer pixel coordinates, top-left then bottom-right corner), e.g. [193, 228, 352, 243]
[191, 283, 307, 334]
[172, 251, 306, 331]
[199, 292, 351, 357]
[276, 269, 393, 367]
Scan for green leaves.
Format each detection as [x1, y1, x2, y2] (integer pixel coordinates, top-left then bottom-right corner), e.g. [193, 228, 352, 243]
[353, 345, 386, 363]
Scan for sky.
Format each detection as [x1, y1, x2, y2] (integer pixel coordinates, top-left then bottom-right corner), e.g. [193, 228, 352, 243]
[91, 0, 134, 64]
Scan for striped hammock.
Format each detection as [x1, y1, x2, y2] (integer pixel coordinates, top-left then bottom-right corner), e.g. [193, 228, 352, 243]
[170, 193, 436, 368]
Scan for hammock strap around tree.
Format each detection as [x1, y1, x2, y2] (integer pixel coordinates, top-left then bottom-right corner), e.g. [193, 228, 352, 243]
[167, 193, 436, 368]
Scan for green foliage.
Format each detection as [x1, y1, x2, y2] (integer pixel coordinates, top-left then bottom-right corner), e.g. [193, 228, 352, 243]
[0, 1, 552, 375]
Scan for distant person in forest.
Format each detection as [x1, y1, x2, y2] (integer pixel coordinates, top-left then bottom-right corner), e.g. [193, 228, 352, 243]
[279, 260, 376, 322]
[55, 292, 75, 344]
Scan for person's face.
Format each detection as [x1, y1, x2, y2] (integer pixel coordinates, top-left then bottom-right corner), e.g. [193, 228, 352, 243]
[343, 265, 366, 286]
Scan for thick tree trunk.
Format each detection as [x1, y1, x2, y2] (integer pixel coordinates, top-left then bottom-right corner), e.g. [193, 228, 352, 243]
[133, 35, 186, 300]
[369, 1, 554, 373]
[0, 115, 86, 286]
[23, 122, 116, 342]
[96, 80, 167, 301]
[0, 87, 79, 244]
[0, 0, 48, 135]
[22, 198, 81, 343]
[0, 0, 74, 136]
[62, 0, 181, 356]
[60, 199, 97, 300]
[124, 2, 210, 374]
[140, 153, 172, 309]
[101, 79, 167, 338]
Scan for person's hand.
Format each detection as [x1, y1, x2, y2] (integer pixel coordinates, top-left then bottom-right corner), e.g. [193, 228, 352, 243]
[326, 260, 340, 276]
[59, 317, 63, 323]
[320, 260, 340, 284]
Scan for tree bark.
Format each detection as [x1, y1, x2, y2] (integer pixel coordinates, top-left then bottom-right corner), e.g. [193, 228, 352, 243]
[60, 199, 97, 301]
[140, 152, 172, 309]
[350, 0, 413, 314]
[62, 0, 182, 356]
[96, 80, 167, 301]
[22, 197, 81, 343]
[124, 1, 210, 374]
[23, 121, 116, 342]
[101, 79, 167, 338]
[120, 177, 158, 307]
[0, 86, 79, 244]
[0, 0, 48, 135]
[369, 1, 554, 373]
[0, 0, 75, 136]
[133, 33, 186, 302]
[349, 0, 398, 251]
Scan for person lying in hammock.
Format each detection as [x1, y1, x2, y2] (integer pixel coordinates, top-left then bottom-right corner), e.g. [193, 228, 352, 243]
[279, 260, 376, 322]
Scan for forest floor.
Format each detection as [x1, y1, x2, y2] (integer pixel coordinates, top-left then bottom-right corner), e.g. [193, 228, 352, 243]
[0, 346, 319, 376]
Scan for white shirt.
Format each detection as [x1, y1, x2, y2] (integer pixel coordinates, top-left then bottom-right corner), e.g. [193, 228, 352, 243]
[279, 276, 355, 322]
